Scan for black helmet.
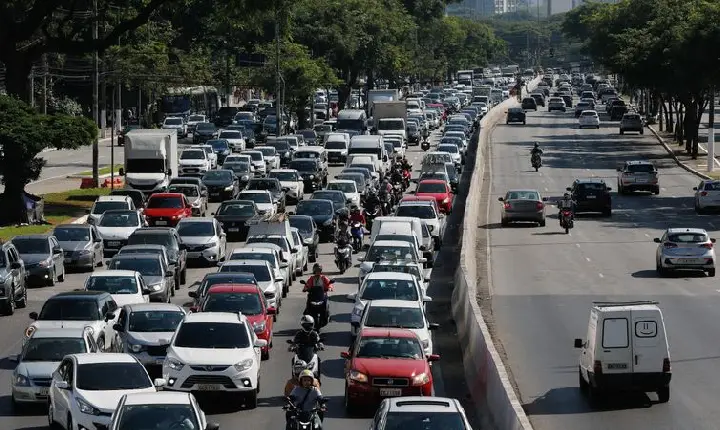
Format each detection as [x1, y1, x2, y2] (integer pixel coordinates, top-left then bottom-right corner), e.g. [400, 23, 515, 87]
[534, 142, 539, 148]
[313, 263, 323, 274]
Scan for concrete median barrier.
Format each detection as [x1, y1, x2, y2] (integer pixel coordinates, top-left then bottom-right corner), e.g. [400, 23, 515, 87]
[451, 77, 541, 430]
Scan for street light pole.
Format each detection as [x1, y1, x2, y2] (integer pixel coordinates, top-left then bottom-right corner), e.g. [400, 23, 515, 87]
[91, 0, 100, 188]
[275, 0, 282, 136]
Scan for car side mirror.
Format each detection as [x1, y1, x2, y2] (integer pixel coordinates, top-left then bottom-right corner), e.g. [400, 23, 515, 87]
[693, 187, 698, 191]
[497, 197, 504, 201]
[267, 307, 277, 315]
[154, 378, 167, 388]
[341, 351, 351, 359]
[55, 381, 70, 390]
[291, 248, 299, 254]
[574, 338, 584, 348]
[254, 339, 268, 348]
[427, 354, 440, 362]
[105, 312, 115, 321]
[188, 290, 198, 299]
[428, 323, 440, 330]
[29, 311, 39, 320]
[10, 261, 22, 270]
[113, 323, 124, 332]
[423, 296, 433, 302]
[566, 187, 572, 191]
[712, 238, 717, 243]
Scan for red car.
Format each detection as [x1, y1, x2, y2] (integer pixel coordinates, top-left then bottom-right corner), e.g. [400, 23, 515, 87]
[144, 193, 192, 227]
[197, 284, 276, 359]
[341, 328, 439, 411]
[414, 179, 454, 213]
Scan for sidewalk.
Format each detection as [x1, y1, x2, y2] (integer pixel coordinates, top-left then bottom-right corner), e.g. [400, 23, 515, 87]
[648, 125, 720, 180]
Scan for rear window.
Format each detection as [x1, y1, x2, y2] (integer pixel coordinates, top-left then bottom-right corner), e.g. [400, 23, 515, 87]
[576, 183, 606, 192]
[626, 164, 655, 173]
[667, 233, 708, 243]
[602, 318, 628, 348]
[704, 182, 720, 191]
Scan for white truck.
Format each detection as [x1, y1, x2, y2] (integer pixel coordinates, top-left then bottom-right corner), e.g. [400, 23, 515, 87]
[373, 101, 407, 141]
[367, 89, 399, 118]
[119, 129, 178, 194]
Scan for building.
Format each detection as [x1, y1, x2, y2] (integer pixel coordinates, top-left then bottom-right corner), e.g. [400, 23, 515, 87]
[446, 0, 518, 16]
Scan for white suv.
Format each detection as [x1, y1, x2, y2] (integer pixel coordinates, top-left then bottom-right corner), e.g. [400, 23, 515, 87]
[371, 397, 473, 430]
[162, 312, 267, 408]
[179, 148, 211, 175]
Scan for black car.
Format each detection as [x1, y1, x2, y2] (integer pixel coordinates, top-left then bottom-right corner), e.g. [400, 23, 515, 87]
[521, 97, 537, 111]
[530, 93, 545, 107]
[222, 162, 253, 188]
[193, 123, 219, 144]
[201, 170, 239, 201]
[560, 94, 573, 108]
[110, 189, 146, 209]
[118, 125, 142, 146]
[126, 227, 188, 285]
[289, 159, 325, 193]
[246, 178, 287, 213]
[208, 139, 232, 165]
[294, 199, 336, 242]
[610, 104, 628, 121]
[289, 215, 319, 263]
[506, 107, 526, 125]
[567, 179, 612, 217]
[213, 200, 263, 241]
[298, 129, 318, 145]
[214, 107, 239, 127]
[311, 190, 349, 215]
[169, 176, 208, 196]
[266, 139, 294, 167]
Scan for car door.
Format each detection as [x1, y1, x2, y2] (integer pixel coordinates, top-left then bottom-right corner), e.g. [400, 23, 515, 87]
[49, 237, 64, 274]
[215, 220, 226, 257]
[631, 310, 665, 373]
[598, 313, 633, 375]
[52, 358, 73, 422]
[90, 225, 104, 262]
[6, 247, 22, 297]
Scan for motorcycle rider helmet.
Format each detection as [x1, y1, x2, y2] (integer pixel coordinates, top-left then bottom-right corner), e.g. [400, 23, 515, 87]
[534, 142, 539, 149]
[300, 315, 315, 332]
[351, 205, 360, 213]
[298, 369, 315, 384]
[563, 192, 570, 199]
[312, 263, 323, 274]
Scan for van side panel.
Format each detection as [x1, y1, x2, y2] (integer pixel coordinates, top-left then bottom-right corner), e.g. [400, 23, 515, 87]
[631, 309, 667, 373]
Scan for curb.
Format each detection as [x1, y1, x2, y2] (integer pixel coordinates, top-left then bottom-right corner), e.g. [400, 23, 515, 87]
[71, 215, 89, 224]
[66, 171, 118, 179]
[647, 125, 713, 180]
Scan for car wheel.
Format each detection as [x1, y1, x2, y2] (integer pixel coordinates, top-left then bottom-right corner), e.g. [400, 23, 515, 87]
[500, 218, 509, 227]
[640, 129, 644, 135]
[4, 292, 15, 315]
[657, 386, 670, 403]
[17, 285, 27, 309]
[58, 267, 65, 282]
[653, 186, 660, 195]
[180, 267, 187, 284]
[708, 268, 716, 277]
[344, 384, 358, 416]
[603, 208, 612, 217]
[539, 219, 546, 227]
[656, 259, 666, 276]
[620, 130, 624, 135]
[47, 268, 56, 286]
[578, 368, 589, 393]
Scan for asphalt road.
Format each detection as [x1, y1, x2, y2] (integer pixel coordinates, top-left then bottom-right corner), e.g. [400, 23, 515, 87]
[486, 103, 720, 429]
[0, 128, 473, 430]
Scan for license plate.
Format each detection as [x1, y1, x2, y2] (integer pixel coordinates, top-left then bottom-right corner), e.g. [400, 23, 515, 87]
[635, 178, 648, 183]
[39, 388, 49, 396]
[379, 388, 402, 397]
[64, 258, 72, 263]
[585, 195, 596, 199]
[156, 221, 168, 226]
[108, 241, 121, 247]
[196, 384, 222, 391]
[678, 258, 700, 264]
[607, 363, 628, 370]
[229, 228, 239, 232]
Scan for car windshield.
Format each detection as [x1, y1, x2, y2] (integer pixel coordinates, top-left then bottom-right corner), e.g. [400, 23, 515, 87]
[417, 182, 446, 194]
[219, 263, 271, 281]
[239, 192, 271, 204]
[12, 238, 49, 254]
[76, 363, 152, 390]
[373, 265, 421, 279]
[384, 412, 465, 430]
[199, 274, 257, 296]
[356, 336, 423, 359]
[258, 147, 276, 157]
[164, 118, 182, 126]
[361, 279, 418, 301]
[174, 322, 251, 349]
[110, 258, 162, 276]
[210, 140, 229, 151]
[39, 299, 101, 321]
[167, 185, 199, 197]
[203, 170, 234, 181]
[378, 119, 405, 130]
[218, 202, 256, 216]
[289, 160, 318, 171]
[366, 245, 416, 261]
[244, 152, 263, 161]
[129, 310, 185, 332]
[581, 111, 597, 116]
[117, 404, 200, 430]
[577, 183, 606, 192]
[297, 200, 333, 216]
[325, 141, 346, 149]
[667, 233, 708, 243]
[704, 181, 720, 191]
[327, 182, 355, 193]
[225, 162, 252, 174]
[22, 337, 86, 362]
[92, 201, 128, 215]
[246, 236, 289, 251]
[627, 164, 655, 173]
[247, 180, 279, 191]
[203, 292, 263, 315]
[365, 306, 424, 329]
[180, 150, 205, 160]
[99, 212, 140, 227]
[289, 217, 313, 234]
[53, 227, 91, 242]
[269, 171, 297, 182]
[188, 115, 204, 122]
[196, 123, 216, 131]
[86, 276, 138, 294]
[128, 234, 172, 248]
[506, 191, 540, 200]
[397, 205, 436, 219]
[177, 222, 214, 237]
[295, 151, 321, 160]
[219, 131, 241, 139]
[438, 145, 459, 154]
[147, 196, 183, 209]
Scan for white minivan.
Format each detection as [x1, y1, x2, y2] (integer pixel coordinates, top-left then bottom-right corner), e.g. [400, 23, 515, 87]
[574, 301, 671, 403]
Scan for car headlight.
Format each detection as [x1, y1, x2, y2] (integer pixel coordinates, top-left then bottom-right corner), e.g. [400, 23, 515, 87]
[234, 358, 254, 372]
[442, 197, 450, 204]
[412, 372, 431, 385]
[309, 174, 315, 180]
[79, 249, 93, 255]
[13, 374, 30, 387]
[77, 397, 101, 415]
[241, 175, 249, 181]
[201, 243, 216, 250]
[284, 151, 290, 158]
[192, 200, 201, 207]
[253, 321, 266, 333]
[224, 185, 234, 191]
[167, 358, 185, 371]
[38, 258, 52, 268]
[149, 283, 162, 292]
[129, 343, 144, 353]
[303, 237, 312, 245]
[349, 370, 368, 383]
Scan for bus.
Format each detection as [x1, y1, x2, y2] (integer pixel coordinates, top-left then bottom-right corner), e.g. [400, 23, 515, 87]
[159, 86, 221, 118]
[457, 70, 474, 86]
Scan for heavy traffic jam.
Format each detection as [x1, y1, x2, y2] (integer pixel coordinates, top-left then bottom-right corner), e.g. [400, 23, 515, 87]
[3, 73, 528, 430]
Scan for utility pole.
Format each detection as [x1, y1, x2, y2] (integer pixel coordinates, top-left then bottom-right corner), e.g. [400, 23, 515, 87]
[42, 54, 48, 114]
[225, 45, 231, 107]
[29, 66, 35, 108]
[709, 88, 715, 172]
[91, 0, 100, 188]
[275, 0, 282, 136]
[111, 80, 116, 190]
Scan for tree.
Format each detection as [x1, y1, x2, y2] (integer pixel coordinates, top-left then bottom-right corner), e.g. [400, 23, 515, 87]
[0, 95, 97, 224]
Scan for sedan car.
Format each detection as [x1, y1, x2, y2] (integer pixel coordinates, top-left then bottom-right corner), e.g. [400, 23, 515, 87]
[498, 189, 546, 227]
[176, 217, 227, 265]
[167, 183, 207, 216]
[327, 180, 361, 208]
[357, 300, 439, 356]
[238, 190, 276, 216]
[654, 228, 716, 277]
[53, 224, 103, 271]
[193, 122, 218, 144]
[568, 179, 612, 216]
[295, 199, 336, 242]
[213, 199, 263, 240]
[414, 180, 454, 214]
[109, 391, 218, 430]
[11, 235, 65, 286]
[202, 169, 240, 201]
[218, 129, 247, 152]
[574, 101, 593, 118]
[548, 97, 566, 112]
[246, 178, 287, 213]
[578, 110, 600, 129]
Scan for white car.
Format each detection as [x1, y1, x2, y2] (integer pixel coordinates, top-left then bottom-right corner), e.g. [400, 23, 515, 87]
[443, 131, 469, 151]
[348, 272, 430, 337]
[246, 234, 299, 279]
[290, 228, 309, 274]
[178, 149, 211, 175]
[395, 201, 445, 247]
[48, 353, 162, 430]
[578, 110, 601, 129]
[95, 210, 144, 254]
[162, 117, 187, 138]
[358, 299, 438, 355]
[186, 114, 206, 133]
[176, 217, 227, 264]
[436, 144, 462, 171]
[241, 150, 267, 176]
[228, 246, 291, 296]
[238, 190, 276, 216]
[327, 179, 361, 208]
[115, 302, 186, 368]
[110, 391, 218, 430]
[224, 153, 253, 169]
[694, 180, 720, 212]
[358, 240, 426, 285]
[268, 169, 304, 203]
[256, 146, 280, 170]
[218, 260, 282, 309]
[87, 195, 136, 225]
[654, 228, 716, 277]
[84, 270, 149, 307]
[192, 145, 218, 169]
[369, 260, 430, 295]
[162, 312, 266, 407]
[218, 129, 247, 152]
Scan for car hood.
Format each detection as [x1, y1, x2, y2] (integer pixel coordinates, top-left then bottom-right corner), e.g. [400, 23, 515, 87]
[203, 179, 233, 187]
[97, 226, 139, 239]
[144, 208, 185, 217]
[17, 361, 61, 379]
[180, 236, 215, 246]
[195, 130, 216, 136]
[279, 181, 298, 189]
[254, 203, 274, 212]
[215, 214, 256, 223]
[78, 386, 157, 414]
[126, 331, 174, 345]
[144, 276, 165, 286]
[111, 294, 147, 307]
[416, 192, 447, 201]
[303, 214, 333, 224]
[351, 357, 428, 378]
[171, 346, 255, 366]
[57, 241, 91, 252]
[179, 160, 206, 166]
[31, 321, 104, 332]
[21, 254, 51, 265]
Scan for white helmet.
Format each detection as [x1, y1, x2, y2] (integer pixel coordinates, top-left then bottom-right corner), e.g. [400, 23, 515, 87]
[300, 315, 315, 332]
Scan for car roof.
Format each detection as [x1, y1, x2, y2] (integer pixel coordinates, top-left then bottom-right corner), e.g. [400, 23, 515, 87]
[231, 247, 275, 254]
[30, 327, 90, 339]
[574, 178, 605, 184]
[112, 253, 161, 261]
[328, 179, 355, 185]
[54, 224, 92, 230]
[183, 311, 245, 324]
[359, 327, 419, 339]
[666, 227, 708, 235]
[119, 244, 166, 251]
[506, 189, 540, 193]
[370, 240, 414, 247]
[363, 272, 416, 281]
[239, 190, 270, 195]
[418, 179, 446, 184]
[368, 299, 421, 309]
[625, 160, 653, 165]
[207, 284, 260, 294]
[385, 396, 464, 413]
[122, 391, 192, 406]
[50, 290, 109, 300]
[177, 217, 214, 224]
[72, 352, 138, 365]
[95, 195, 132, 202]
[132, 228, 175, 234]
[123, 302, 185, 313]
[148, 193, 184, 199]
[222, 259, 270, 267]
[89, 270, 137, 278]
[13, 234, 49, 240]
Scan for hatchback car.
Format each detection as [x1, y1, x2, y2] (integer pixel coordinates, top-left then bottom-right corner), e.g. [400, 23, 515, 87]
[12, 235, 65, 286]
[176, 217, 227, 265]
[143, 193, 193, 227]
[213, 199, 262, 240]
[617, 160, 659, 194]
[370, 396, 474, 430]
[414, 180, 454, 214]
[53, 224, 104, 271]
[620, 113, 644, 135]
[694, 180, 720, 213]
[578, 110, 600, 129]
[505, 107, 527, 124]
[548, 97, 566, 112]
[498, 189, 546, 227]
[654, 228, 716, 277]
[567, 179, 612, 216]
[521, 97, 537, 111]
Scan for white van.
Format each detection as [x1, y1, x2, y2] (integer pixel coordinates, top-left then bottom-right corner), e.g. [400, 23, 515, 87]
[349, 135, 389, 172]
[370, 217, 425, 252]
[574, 301, 671, 403]
[292, 146, 328, 171]
[324, 132, 351, 164]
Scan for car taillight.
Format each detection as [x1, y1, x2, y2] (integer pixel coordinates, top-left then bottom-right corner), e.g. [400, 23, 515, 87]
[663, 358, 671, 372]
[663, 242, 677, 248]
[536, 202, 544, 210]
[593, 360, 603, 375]
[504, 203, 511, 209]
[701, 191, 708, 196]
[700, 243, 713, 249]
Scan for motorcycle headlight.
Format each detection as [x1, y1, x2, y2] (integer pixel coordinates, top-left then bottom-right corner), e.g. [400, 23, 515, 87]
[167, 358, 185, 371]
[234, 358, 254, 372]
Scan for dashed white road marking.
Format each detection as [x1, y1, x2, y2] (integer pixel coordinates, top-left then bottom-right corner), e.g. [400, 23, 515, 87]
[585, 257, 591, 262]
[599, 273, 604, 278]
[576, 243, 581, 248]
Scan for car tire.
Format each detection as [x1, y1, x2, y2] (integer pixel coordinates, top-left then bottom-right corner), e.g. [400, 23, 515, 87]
[708, 268, 716, 277]
[596, 125, 600, 129]
[640, 129, 644, 135]
[578, 368, 589, 393]
[620, 130, 624, 135]
[180, 267, 187, 285]
[500, 218, 509, 227]
[657, 386, 670, 403]
[653, 186, 660, 195]
[523, 121, 526, 125]
[344, 384, 358, 416]
[47, 268, 56, 286]
[17, 285, 27, 309]
[539, 219, 546, 227]
[656, 260, 667, 277]
[603, 208, 612, 217]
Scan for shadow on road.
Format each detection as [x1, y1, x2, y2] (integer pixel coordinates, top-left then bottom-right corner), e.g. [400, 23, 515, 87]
[522, 386, 656, 416]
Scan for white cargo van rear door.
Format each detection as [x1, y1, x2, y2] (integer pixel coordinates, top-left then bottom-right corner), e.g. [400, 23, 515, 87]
[598, 312, 633, 374]
[631, 309, 665, 373]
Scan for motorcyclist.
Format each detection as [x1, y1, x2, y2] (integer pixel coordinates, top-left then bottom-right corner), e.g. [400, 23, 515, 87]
[557, 192, 575, 220]
[531, 142, 543, 156]
[292, 315, 322, 348]
[348, 206, 366, 226]
[286, 370, 326, 430]
[303, 264, 334, 323]
[391, 166, 404, 185]
[400, 156, 412, 172]
[381, 178, 393, 195]
[364, 190, 381, 212]
[284, 372, 321, 397]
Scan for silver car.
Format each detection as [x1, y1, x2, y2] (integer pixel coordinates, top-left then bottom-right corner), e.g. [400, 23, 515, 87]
[114, 302, 186, 369]
[167, 183, 208, 216]
[176, 218, 227, 265]
[96, 209, 145, 256]
[53, 224, 104, 270]
[498, 189, 546, 227]
[694, 180, 720, 213]
[654, 228, 716, 277]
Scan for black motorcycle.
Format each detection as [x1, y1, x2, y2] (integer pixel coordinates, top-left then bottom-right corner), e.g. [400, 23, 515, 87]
[300, 279, 335, 331]
[421, 139, 431, 151]
[531, 153, 542, 172]
[284, 397, 328, 430]
[364, 205, 380, 231]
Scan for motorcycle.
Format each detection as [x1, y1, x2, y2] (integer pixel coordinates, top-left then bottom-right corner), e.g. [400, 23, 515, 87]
[350, 222, 364, 252]
[401, 168, 411, 189]
[299, 279, 334, 330]
[392, 183, 404, 204]
[421, 139, 431, 151]
[287, 339, 324, 380]
[364, 206, 380, 231]
[531, 153, 542, 172]
[559, 209, 574, 234]
[334, 244, 353, 273]
[284, 397, 328, 430]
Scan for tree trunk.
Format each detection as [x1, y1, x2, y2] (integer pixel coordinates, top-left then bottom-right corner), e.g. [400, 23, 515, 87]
[1, 179, 30, 226]
[683, 99, 695, 156]
[295, 105, 309, 130]
[2, 53, 34, 103]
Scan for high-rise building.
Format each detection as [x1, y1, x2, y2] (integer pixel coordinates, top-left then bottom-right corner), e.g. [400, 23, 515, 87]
[446, 0, 519, 16]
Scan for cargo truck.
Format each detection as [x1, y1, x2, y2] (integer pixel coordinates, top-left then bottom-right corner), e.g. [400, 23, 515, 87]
[372, 101, 407, 141]
[119, 129, 178, 194]
[367, 89, 399, 118]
